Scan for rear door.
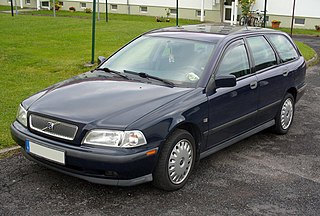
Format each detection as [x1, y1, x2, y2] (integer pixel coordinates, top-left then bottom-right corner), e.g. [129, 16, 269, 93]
[246, 34, 301, 125]
[206, 39, 258, 148]
[245, 35, 281, 124]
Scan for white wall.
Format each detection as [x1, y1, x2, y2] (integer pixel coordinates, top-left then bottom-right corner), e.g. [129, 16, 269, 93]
[66, 0, 215, 10]
[253, 0, 320, 18]
[129, 0, 213, 10]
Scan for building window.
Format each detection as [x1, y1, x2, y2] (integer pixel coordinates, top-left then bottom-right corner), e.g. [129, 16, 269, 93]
[196, 10, 205, 17]
[80, 3, 86, 8]
[41, 1, 49, 7]
[25, 0, 31, 4]
[111, 4, 117, 10]
[58, 1, 63, 6]
[170, 8, 177, 15]
[140, 6, 147, 13]
[294, 18, 305, 25]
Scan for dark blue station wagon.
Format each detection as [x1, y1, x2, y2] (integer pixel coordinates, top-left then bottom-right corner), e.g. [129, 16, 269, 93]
[11, 25, 306, 190]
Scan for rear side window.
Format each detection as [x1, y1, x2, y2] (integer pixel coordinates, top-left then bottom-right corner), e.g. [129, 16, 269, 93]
[268, 34, 299, 63]
[246, 36, 277, 71]
[216, 40, 250, 78]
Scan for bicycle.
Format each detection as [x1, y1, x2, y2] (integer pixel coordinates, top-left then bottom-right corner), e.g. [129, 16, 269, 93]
[239, 10, 267, 27]
[254, 10, 266, 27]
[239, 10, 256, 26]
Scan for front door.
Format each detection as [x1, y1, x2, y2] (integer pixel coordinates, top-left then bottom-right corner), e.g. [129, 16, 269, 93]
[206, 39, 258, 148]
[223, 0, 233, 23]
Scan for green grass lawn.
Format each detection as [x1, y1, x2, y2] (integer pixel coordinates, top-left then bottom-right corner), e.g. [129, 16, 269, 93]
[0, 5, 13, 11]
[0, 12, 316, 149]
[0, 12, 199, 149]
[277, 27, 320, 36]
[294, 41, 317, 61]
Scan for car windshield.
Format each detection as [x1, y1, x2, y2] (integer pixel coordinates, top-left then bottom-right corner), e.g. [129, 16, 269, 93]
[101, 35, 216, 87]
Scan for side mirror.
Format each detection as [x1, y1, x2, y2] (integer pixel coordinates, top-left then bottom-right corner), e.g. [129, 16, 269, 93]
[98, 56, 107, 65]
[215, 75, 236, 88]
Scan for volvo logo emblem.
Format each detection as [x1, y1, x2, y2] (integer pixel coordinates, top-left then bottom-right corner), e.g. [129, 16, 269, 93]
[47, 122, 55, 130]
[42, 121, 58, 131]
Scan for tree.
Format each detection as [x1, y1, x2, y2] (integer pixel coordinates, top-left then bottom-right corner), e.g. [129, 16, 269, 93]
[239, 0, 256, 16]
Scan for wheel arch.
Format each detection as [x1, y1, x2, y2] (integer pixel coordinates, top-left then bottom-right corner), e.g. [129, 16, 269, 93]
[286, 87, 297, 102]
[166, 122, 203, 162]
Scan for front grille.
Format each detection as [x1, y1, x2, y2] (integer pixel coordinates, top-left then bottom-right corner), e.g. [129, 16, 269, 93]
[29, 114, 78, 141]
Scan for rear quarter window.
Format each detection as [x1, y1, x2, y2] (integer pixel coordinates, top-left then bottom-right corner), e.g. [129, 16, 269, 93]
[268, 34, 299, 63]
[246, 36, 277, 72]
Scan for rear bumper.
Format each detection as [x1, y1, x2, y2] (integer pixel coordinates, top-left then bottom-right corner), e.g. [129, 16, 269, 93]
[11, 121, 160, 186]
[296, 83, 307, 102]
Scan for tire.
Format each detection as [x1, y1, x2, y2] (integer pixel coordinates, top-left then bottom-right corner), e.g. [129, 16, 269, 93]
[239, 16, 246, 26]
[273, 93, 295, 135]
[153, 129, 196, 191]
[252, 17, 258, 27]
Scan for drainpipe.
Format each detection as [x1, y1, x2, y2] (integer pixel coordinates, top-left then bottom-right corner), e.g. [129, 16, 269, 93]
[200, 0, 204, 22]
[37, 0, 40, 10]
[127, 0, 130, 15]
[20, 0, 23, 8]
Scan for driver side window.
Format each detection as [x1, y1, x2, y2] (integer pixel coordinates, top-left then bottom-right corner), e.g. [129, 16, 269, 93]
[216, 40, 250, 78]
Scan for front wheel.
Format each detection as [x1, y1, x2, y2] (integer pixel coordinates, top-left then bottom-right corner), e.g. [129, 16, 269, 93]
[273, 93, 295, 134]
[239, 16, 246, 26]
[153, 129, 196, 191]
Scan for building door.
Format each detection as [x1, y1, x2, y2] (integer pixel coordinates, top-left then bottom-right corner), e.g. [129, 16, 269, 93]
[223, 0, 233, 23]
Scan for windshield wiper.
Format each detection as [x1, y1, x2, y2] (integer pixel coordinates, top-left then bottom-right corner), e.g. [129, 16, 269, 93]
[123, 70, 174, 87]
[93, 67, 129, 80]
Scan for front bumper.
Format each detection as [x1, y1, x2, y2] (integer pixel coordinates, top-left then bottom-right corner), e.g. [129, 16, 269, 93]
[11, 121, 160, 186]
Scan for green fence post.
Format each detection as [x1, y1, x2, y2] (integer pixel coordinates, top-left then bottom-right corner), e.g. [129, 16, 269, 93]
[91, 0, 97, 64]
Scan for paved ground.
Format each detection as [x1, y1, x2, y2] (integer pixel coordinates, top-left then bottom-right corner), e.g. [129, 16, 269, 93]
[1, 36, 320, 216]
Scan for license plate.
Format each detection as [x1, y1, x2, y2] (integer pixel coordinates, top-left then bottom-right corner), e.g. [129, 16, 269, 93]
[26, 140, 65, 165]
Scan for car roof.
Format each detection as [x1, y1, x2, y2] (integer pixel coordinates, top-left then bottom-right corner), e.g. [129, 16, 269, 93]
[146, 24, 279, 42]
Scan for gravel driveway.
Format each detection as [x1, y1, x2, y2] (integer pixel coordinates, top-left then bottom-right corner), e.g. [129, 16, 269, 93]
[1, 36, 319, 216]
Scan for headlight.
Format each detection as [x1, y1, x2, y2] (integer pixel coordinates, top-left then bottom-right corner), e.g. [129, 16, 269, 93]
[16, 104, 27, 127]
[82, 129, 147, 148]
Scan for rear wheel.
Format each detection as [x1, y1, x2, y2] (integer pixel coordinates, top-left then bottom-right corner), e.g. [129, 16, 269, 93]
[239, 16, 246, 26]
[153, 129, 195, 191]
[273, 93, 295, 134]
[252, 17, 258, 27]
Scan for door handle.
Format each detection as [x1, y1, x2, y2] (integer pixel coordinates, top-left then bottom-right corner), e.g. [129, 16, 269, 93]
[283, 69, 289, 77]
[250, 81, 258, 90]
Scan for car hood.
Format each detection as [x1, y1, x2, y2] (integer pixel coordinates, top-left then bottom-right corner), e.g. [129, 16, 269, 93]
[27, 75, 192, 129]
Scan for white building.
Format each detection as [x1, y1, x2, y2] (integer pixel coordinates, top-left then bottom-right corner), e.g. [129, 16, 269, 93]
[1, 0, 319, 29]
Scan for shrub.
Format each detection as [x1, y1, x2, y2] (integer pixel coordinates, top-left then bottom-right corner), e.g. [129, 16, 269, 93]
[84, 8, 92, 13]
[69, 6, 76, 12]
[55, 3, 62, 11]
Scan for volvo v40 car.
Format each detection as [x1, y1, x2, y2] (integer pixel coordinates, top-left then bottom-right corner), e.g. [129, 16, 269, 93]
[11, 25, 306, 190]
